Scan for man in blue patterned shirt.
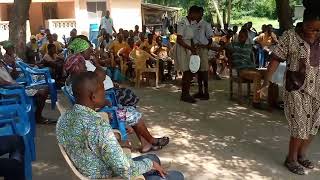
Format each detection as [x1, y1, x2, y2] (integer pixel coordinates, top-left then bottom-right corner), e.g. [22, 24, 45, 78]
[56, 72, 184, 180]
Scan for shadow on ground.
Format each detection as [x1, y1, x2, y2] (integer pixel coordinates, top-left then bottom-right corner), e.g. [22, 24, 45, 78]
[32, 80, 320, 180]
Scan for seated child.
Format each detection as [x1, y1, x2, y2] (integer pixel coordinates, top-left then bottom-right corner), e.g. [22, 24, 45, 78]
[118, 37, 135, 78]
[140, 33, 156, 68]
[42, 43, 65, 82]
[226, 29, 264, 108]
[108, 33, 129, 67]
[208, 41, 222, 80]
[151, 36, 173, 81]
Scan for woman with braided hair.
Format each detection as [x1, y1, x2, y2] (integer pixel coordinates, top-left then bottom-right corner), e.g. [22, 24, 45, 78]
[261, 0, 320, 175]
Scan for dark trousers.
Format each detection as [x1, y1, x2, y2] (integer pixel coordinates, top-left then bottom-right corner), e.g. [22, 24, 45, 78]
[197, 71, 209, 94]
[133, 154, 184, 180]
[159, 60, 173, 81]
[0, 136, 25, 180]
[181, 71, 194, 97]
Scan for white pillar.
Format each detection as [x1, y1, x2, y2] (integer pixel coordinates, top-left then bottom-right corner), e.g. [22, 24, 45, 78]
[74, 0, 89, 36]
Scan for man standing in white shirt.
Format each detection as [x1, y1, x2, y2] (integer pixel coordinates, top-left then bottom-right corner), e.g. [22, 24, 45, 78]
[193, 7, 214, 100]
[99, 11, 116, 35]
[175, 6, 201, 103]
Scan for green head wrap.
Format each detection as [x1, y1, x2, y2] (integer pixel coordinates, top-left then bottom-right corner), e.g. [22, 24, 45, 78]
[0, 40, 14, 50]
[68, 38, 90, 54]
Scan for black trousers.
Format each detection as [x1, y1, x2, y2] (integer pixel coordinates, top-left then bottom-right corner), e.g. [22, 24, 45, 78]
[0, 135, 25, 180]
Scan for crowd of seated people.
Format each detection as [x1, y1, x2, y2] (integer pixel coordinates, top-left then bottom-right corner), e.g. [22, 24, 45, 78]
[0, 41, 50, 124]
[87, 24, 178, 84]
[210, 22, 280, 79]
[57, 71, 183, 179]
[208, 21, 280, 108]
[59, 32, 183, 179]
[0, 24, 184, 179]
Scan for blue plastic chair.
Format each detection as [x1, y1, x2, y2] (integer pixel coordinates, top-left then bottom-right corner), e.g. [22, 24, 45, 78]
[62, 86, 127, 140]
[162, 36, 169, 46]
[61, 86, 75, 105]
[0, 86, 34, 127]
[16, 60, 57, 109]
[0, 104, 33, 180]
[0, 87, 36, 161]
[105, 89, 119, 107]
[257, 46, 265, 68]
[98, 106, 127, 141]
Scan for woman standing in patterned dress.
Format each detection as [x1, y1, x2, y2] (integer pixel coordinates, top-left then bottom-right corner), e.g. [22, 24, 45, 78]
[261, 0, 320, 175]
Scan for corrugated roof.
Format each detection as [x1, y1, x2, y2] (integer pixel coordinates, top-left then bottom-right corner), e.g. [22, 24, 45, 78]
[142, 3, 181, 12]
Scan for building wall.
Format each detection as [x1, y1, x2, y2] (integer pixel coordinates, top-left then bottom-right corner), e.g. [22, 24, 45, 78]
[29, 3, 44, 34]
[109, 0, 142, 31]
[0, 4, 8, 21]
[0, 0, 142, 36]
[57, 1, 74, 19]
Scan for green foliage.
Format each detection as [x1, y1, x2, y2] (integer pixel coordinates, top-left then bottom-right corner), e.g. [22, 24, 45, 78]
[230, 0, 277, 19]
[144, 0, 301, 23]
[231, 16, 279, 30]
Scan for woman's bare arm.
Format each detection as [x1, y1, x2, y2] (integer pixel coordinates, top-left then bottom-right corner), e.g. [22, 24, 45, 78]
[259, 57, 281, 92]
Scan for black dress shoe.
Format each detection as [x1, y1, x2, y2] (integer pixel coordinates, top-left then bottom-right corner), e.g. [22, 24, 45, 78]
[180, 95, 197, 103]
[252, 102, 263, 109]
[200, 93, 210, 100]
[193, 92, 204, 99]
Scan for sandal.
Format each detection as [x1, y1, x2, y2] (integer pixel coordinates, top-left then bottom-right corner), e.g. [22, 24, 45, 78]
[152, 137, 170, 147]
[140, 145, 163, 153]
[36, 118, 56, 125]
[298, 156, 315, 169]
[284, 158, 305, 175]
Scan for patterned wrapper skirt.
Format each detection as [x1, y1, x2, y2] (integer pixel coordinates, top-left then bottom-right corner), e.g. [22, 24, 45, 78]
[114, 88, 139, 107]
[116, 106, 142, 126]
[284, 91, 320, 139]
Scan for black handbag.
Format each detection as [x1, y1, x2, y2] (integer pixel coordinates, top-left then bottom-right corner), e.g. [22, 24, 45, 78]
[285, 60, 306, 92]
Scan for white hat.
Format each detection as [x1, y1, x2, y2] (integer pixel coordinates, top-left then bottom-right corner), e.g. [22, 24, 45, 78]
[189, 55, 201, 73]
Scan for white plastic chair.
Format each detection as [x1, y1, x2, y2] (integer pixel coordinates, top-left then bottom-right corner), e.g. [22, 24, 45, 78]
[58, 144, 145, 180]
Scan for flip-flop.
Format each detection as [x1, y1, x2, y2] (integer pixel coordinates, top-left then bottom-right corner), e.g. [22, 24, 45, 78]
[284, 158, 305, 175]
[152, 137, 170, 147]
[140, 145, 163, 154]
[298, 156, 315, 169]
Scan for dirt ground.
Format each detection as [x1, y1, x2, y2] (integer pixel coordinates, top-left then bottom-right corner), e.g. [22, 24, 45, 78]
[33, 80, 320, 180]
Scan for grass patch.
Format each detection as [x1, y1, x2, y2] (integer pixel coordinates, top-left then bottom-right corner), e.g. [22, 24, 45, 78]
[231, 16, 279, 31]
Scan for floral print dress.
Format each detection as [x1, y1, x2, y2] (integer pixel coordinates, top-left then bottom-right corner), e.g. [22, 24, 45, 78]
[271, 29, 320, 139]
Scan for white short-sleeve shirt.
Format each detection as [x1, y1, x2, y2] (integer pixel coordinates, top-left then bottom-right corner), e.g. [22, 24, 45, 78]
[177, 17, 197, 40]
[85, 60, 114, 90]
[194, 20, 214, 45]
[100, 16, 114, 35]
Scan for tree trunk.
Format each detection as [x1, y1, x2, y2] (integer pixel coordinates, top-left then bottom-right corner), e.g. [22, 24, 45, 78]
[275, 0, 293, 32]
[227, 0, 232, 25]
[9, 0, 31, 59]
[223, 9, 226, 25]
[210, 0, 224, 26]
